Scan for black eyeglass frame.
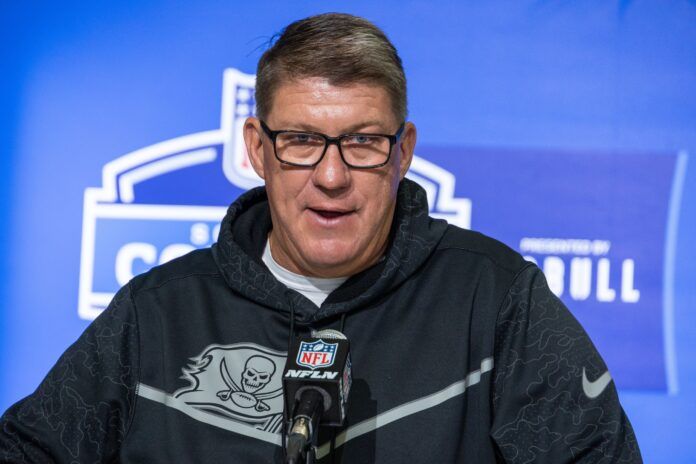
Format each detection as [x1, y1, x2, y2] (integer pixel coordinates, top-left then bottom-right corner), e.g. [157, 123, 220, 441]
[259, 120, 406, 169]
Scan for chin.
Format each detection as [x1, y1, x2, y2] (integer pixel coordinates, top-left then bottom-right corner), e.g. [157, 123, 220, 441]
[303, 246, 359, 273]
[306, 251, 352, 268]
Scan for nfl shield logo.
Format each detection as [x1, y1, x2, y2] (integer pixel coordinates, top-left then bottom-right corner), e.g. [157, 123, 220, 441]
[297, 340, 338, 370]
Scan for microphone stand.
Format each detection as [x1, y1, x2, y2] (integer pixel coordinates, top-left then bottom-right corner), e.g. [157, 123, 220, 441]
[285, 389, 323, 464]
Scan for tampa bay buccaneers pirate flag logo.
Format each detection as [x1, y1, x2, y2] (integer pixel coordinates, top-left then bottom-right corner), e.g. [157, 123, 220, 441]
[174, 343, 287, 433]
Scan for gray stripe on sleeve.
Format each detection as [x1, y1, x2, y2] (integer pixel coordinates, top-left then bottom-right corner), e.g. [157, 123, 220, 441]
[315, 356, 494, 458]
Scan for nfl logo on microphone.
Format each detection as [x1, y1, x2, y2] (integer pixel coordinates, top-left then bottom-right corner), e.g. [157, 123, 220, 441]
[297, 340, 338, 370]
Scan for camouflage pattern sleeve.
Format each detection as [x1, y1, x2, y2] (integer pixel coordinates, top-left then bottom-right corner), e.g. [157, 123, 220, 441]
[491, 265, 642, 463]
[0, 284, 139, 463]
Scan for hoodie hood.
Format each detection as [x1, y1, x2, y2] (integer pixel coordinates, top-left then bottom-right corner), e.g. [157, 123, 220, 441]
[211, 178, 448, 324]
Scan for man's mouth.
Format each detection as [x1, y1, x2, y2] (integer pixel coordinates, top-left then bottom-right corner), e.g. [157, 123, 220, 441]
[307, 208, 355, 223]
[312, 209, 349, 219]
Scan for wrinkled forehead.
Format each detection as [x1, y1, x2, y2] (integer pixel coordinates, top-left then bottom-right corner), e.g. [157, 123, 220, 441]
[267, 76, 401, 130]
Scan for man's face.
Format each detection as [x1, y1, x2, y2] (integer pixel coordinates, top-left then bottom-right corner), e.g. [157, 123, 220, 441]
[244, 78, 416, 278]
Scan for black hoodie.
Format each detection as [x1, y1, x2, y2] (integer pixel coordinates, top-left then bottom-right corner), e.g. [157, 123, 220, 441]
[0, 179, 641, 463]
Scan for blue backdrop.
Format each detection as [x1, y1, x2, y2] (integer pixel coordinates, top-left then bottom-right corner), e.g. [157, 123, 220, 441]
[1, 1, 695, 462]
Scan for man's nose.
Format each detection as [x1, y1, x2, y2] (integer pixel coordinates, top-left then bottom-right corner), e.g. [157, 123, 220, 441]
[311, 143, 351, 190]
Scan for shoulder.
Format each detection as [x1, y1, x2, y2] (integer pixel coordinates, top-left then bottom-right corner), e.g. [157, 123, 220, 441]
[128, 248, 221, 295]
[435, 224, 532, 278]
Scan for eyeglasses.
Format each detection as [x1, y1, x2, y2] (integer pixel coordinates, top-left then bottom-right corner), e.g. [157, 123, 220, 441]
[259, 120, 405, 169]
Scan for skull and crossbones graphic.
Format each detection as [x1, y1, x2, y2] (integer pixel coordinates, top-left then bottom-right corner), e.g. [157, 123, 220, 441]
[217, 355, 282, 411]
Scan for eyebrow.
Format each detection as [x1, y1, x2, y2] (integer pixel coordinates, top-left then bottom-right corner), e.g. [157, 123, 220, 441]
[275, 121, 390, 134]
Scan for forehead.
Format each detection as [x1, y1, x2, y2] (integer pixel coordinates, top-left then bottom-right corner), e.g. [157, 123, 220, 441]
[267, 77, 398, 131]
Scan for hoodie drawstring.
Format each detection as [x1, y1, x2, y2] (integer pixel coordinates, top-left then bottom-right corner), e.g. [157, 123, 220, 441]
[282, 301, 297, 462]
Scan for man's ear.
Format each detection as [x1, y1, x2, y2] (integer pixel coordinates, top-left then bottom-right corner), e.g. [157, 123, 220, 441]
[243, 117, 266, 180]
[397, 122, 416, 179]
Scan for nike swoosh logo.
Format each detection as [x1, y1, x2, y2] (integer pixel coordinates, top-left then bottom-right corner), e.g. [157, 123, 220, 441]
[582, 368, 612, 399]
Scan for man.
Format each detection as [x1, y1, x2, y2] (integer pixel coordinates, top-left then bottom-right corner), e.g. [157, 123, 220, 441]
[1, 13, 641, 463]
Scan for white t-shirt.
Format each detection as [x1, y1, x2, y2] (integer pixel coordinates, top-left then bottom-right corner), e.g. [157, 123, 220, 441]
[262, 241, 348, 307]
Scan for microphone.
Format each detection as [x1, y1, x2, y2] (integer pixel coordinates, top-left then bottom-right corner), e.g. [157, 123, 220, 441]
[283, 329, 352, 464]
